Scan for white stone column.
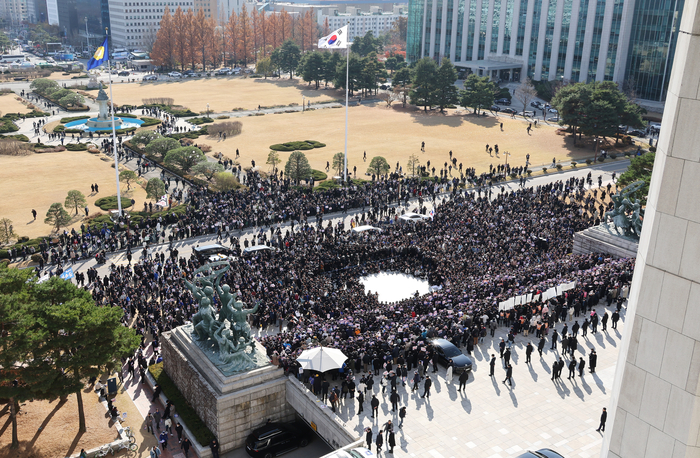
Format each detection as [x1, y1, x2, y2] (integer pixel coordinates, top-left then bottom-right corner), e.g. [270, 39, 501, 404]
[439, 0, 449, 61]
[578, 0, 597, 82]
[429, 0, 439, 58]
[509, 0, 521, 56]
[472, 0, 483, 60]
[421, 0, 428, 58]
[612, 0, 636, 84]
[533, 0, 549, 80]
[602, 1, 700, 457]
[563, 0, 581, 80]
[461, 0, 471, 61]
[497, 0, 506, 55]
[450, 0, 460, 60]
[521, 0, 536, 74]
[548, 0, 565, 80]
[595, 0, 616, 81]
[485, 0, 495, 56]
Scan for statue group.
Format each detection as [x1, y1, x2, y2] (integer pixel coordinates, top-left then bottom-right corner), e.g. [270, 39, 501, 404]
[184, 261, 269, 374]
[603, 181, 645, 240]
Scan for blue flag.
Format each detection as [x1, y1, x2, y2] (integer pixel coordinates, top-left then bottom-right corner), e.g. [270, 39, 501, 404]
[60, 267, 75, 280]
[87, 37, 109, 70]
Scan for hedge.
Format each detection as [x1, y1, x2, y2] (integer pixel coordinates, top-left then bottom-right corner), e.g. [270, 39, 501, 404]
[65, 143, 88, 151]
[188, 117, 214, 125]
[311, 169, 327, 181]
[0, 116, 19, 133]
[60, 115, 90, 123]
[270, 140, 326, 151]
[0, 133, 29, 141]
[94, 195, 134, 210]
[149, 363, 216, 446]
[314, 180, 339, 192]
[118, 113, 138, 118]
[140, 117, 161, 127]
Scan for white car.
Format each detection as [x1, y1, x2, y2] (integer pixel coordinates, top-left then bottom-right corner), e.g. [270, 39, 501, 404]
[143, 75, 158, 81]
[548, 108, 558, 113]
[168, 71, 182, 78]
[399, 212, 432, 223]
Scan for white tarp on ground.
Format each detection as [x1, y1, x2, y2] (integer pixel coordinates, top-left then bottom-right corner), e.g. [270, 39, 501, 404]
[359, 272, 430, 303]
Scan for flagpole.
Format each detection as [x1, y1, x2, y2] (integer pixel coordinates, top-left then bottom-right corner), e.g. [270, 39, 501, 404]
[105, 28, 123, 217]
[344, 33, 349, 183]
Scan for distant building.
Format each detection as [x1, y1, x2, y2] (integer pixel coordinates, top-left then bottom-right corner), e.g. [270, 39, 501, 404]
[1, 0, 33, 24]
[407, 0, 684, 105]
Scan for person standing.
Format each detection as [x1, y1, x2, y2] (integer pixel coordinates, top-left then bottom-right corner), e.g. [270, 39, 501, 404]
[538, 336, 546, 356]
[446, 359, 454, 383]
[153, 409, 162, 431]
[357, 390, 365, 414]
[366, 427, 373, 449]
[568, 359, 577, 379]
[145, 412, 155, 435]
[388, 430, 396, 453]
[489, 354, 496, 376]
[526, 342, 533, 364]
[458, 370, 469, 391]
[503, 348, 511, 367]
[550, 330, 559, 350]
[596, 408, 607, 432]
[31, 209, 37, 220]
[390, 388, 400, 411]
[210, 439, 220, 458]
[503, 364, 513, 386]
[375, 429, 384, 453]
[578, 357, 586, 377]
[601, 311, 609, 331]
[422, 375, 432, 398]
[159, 430, 168, 450]
[181, 437, 191, 458]
[612, 311, 620, 329]
[589, 349, 598, 373]
[398, 406, 406, 428]
[175, 422, 183, 443]
[371, 394, 379, 418]
[150, 446, 162, 458]
[411, 371, 420, 392]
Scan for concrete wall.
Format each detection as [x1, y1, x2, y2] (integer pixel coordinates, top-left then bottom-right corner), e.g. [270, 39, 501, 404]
[601, 1, 700, 457]
[286, 377, 361, 450]
[572, 225, 639, 259]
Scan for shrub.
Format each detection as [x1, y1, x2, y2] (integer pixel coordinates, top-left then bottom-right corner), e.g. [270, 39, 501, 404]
[609, 153, 617, 159]
[556, 164, 563, 170]
[597, 156, 606, 162]
[625, 152, 631, 157]
[207, 121, 242, 137]
[526, 170, 532, 176]
[142, 97, 174, 106]
[65, 143, 88, 151]
[0, 117, 19, 134]
[314, 180, 339, 192]
[216, 115, 230, 119]
[94, 195, 133, 210]
[586, 159, 593, 165]
[509, 172, 517, 179]
[0, 134, 29, 142]
[118, 113, 138, 118]
[140, 117, 162, 127]
[60, 115, 90, 123]
[542, 167, 548, 173]
[270, 140, 325, 151]
[311, 169, 327, 181]
[649, 146, 657, 152]
[199, 144, 212, 152]
[149, 363, 215, 446]
[31, 253, 42, 263]
[570, 162, 577, 168]
[189, 117, 214, 125]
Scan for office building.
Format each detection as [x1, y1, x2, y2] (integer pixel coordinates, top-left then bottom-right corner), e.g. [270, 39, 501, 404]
[406, 0, 684, 103]
[1, 0, 32, 24]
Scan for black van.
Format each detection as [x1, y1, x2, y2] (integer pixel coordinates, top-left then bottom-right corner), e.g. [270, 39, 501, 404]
[245, 422, 311, 458]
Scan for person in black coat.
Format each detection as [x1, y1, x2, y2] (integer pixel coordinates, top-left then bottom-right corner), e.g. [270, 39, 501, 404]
[370, 395, 380, 418]
[489, 354, 496, 376]
[422, 376, 432, 398]
[365, 427, 373, 449]
[578, 357, 586, 376]
[388, 431, 396, 453]
[390, 389, 400, 411]
[503, 364, 513, 386]
[538, 337, 545, 356]
[357, 391, 364, 414]
[589, 349, 597, 373]
[458, 370, 469, 391]
[568, 359, 577, 379]
[596, 408, 607, 432]
[526, 342, 533, 364]
[375, 430, 384, 453]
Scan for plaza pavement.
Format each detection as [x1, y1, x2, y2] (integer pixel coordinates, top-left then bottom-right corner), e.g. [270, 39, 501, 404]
[319, 307, 625, 458]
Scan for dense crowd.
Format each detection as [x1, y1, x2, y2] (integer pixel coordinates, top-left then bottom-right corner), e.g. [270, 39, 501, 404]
[56, 173, 633, 379]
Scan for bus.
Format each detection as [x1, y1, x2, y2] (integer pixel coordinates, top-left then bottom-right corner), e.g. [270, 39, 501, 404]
[0, 54, 26, 63]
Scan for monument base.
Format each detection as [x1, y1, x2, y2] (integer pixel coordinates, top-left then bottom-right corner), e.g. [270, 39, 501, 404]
[161, 326, 295, 453]
[572, 224, 639, 258]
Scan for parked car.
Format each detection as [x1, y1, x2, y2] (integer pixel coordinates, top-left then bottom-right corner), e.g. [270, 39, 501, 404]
[515, 448, 566, 458]
[496, 98, 511, 105]
[490, 105, 501, 112]
[430, 338, 473, 373]
[193, 244, 235, 263]
[245, 422, 311, 458]
[520, 110, 536, 117]
[501, 107, 517, 114]
[398, 212, 431, 223]
[143, 74, 158, 81]
[168, 71, 182, 78]
[216, 67, 231, 75]
[628, 129, 645, 136]
[548, 107, 558, 113]
[118, 70, 130, 76]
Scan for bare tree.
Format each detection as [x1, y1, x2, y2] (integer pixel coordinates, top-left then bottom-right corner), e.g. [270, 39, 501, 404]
[514, 78, 538, 112]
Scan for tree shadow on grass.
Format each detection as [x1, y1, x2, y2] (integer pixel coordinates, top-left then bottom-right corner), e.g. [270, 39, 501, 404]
[28, 398, 67, 448]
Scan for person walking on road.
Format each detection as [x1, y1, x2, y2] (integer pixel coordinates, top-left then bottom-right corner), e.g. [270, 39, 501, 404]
[398, 406, 406, 428]
[596, 408, 607, 432]
[421, 375, 432, 398]
[458, 370, 469, 391]
[503, 363, 513, 386]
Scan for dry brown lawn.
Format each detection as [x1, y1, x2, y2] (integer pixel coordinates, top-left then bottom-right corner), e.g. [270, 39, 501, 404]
[0, 151, 148, 240]
[0, 389, 119, 458]
[109, 77, 338, 113]
[0, 94, 32, 114]
[199, 104, 598, 176]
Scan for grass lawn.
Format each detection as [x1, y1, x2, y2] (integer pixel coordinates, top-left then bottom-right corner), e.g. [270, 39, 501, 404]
[110, 76, 338, 113]
[1, 94, 33, 114]
[197, 103, 606, 177]
[0, 150, 148, 239]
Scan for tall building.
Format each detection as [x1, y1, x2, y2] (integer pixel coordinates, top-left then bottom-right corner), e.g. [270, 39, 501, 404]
[1, 0, 32, 24]
[406, 0, 684, 103]
[107, 0, 216, 51]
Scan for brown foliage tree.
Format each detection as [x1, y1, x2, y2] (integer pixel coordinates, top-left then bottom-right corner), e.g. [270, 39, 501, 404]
[173, 7, 189, 70]
[150, 7, 176, 68]
[226, 10, 238, 65]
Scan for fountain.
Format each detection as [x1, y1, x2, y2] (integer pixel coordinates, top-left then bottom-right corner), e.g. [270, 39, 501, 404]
[63, 84, 144, 132]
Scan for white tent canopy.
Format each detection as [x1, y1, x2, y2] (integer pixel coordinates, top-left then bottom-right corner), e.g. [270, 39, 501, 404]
[297, 347, 348, 372]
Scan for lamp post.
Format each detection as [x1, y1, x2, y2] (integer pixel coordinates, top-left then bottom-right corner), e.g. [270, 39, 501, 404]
[207, 103, 209, 117]
[302, 95, 305, 112]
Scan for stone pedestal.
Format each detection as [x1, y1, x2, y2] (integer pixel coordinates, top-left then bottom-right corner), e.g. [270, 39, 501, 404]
[572, 225, 639, 259]
[161, 327, 295, 453]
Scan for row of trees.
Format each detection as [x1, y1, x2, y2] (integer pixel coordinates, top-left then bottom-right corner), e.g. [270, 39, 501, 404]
[30, 78, 85, 108]
[151, 5, 319, 70]
[1, 267, 139, 447]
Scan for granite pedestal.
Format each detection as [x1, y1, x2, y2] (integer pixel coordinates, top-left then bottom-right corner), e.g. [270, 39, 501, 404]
[572, 224, 639, 259]
[161, 326, 295, 453]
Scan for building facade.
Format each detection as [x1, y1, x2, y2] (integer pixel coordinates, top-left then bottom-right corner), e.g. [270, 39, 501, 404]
[1, 0, 32, 24]
[407, 0, 684, 102]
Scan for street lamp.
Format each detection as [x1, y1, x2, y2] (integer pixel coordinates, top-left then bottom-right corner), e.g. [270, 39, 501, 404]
[207, 103, 209, 117]
[302, 95, 305, 112]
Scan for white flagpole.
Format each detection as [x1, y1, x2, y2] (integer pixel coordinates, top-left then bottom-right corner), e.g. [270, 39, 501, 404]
[344, 34, 349, 183]
[105, 29, 123, 217]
